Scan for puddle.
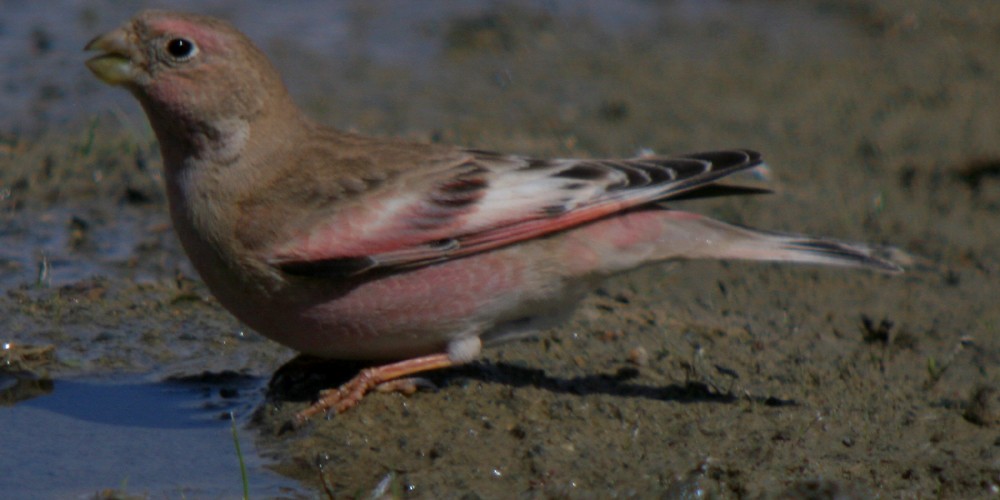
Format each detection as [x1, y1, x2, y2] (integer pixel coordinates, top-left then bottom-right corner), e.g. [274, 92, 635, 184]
[0, 206, 178, 289]
[0, 204, 299, 494]
[0, 374, 304, 498]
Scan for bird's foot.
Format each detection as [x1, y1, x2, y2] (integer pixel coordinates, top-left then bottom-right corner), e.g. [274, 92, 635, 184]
[293, 353, 454, 426]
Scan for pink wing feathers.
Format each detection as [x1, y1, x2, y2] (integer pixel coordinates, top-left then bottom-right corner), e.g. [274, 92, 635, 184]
[269, 149, 763, 277]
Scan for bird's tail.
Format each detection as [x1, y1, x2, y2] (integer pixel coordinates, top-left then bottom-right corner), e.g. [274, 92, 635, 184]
[652, 210, 903, 272]
[567, 209, 903, 275]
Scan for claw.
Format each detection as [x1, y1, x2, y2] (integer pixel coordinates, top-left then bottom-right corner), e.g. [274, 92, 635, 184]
[292, 353, 455, 426]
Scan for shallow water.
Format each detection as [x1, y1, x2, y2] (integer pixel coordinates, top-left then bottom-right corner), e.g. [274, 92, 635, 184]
[0, 375, 300, 498]
[0, 206, 169, 288]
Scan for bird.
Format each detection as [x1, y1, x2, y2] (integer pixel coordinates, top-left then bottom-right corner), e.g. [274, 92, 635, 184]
[84, 10, 900, 424]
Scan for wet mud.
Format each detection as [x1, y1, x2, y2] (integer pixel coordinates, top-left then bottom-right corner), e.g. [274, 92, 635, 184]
[2, 1, 999, 497]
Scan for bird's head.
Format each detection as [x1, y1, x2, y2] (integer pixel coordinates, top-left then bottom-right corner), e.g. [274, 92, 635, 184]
[85, 10, 294, 156]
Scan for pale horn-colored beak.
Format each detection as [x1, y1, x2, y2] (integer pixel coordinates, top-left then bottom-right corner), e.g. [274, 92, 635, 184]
[84, 29, 137, 85]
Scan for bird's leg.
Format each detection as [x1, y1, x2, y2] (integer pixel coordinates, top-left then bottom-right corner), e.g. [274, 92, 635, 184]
[294, 353, 455, 424]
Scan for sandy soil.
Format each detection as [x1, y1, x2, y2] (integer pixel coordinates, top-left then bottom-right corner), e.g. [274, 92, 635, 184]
[2, 0, 999, 497]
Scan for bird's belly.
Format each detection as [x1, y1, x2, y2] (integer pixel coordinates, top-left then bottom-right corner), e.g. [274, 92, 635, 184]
[250, 248, 552, 360]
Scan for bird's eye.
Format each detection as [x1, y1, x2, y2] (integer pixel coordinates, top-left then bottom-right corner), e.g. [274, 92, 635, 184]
[165, 38, 197, 60]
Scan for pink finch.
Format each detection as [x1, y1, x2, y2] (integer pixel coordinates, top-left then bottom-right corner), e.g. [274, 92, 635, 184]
[85, 10, 899, 424]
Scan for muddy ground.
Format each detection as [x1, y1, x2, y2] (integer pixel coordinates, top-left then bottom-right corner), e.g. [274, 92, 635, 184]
[2, 0, 999, 497]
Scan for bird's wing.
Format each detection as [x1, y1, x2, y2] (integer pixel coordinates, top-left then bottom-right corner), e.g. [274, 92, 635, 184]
[269, 149, 763, 277]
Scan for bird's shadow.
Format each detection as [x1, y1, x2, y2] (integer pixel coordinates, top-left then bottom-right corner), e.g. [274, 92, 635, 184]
[264, 355, 797, 408]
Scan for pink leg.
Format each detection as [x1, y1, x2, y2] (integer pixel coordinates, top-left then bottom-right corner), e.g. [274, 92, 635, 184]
[294, 353, 455, 425]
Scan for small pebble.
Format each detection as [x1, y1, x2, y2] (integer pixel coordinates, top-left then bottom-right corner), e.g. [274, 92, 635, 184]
[964, 385, 1000, 427]
[627, 346, 648, 366]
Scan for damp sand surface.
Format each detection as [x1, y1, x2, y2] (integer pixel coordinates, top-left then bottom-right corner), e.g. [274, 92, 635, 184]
[2, 1, 999, 497]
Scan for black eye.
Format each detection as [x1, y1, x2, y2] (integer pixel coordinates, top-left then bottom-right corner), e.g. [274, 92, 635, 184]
[165, 38, 197, 60]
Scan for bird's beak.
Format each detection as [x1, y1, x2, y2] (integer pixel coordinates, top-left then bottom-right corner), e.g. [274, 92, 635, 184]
[84, 28, 136, 85]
